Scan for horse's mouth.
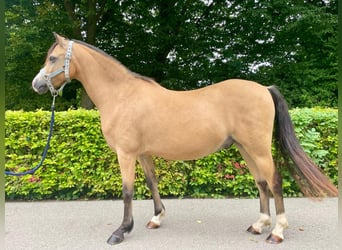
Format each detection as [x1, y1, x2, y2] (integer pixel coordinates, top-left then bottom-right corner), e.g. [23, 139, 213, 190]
[33, 82, 49, 95]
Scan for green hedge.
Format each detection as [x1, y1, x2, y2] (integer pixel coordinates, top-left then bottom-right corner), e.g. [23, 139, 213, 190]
[5, 108, 338, 200]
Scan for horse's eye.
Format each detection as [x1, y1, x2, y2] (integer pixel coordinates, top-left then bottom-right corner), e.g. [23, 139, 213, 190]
[49, 56, 57, 63]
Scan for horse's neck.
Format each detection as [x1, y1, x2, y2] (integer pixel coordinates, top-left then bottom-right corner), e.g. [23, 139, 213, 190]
[73, 45, 131, 109]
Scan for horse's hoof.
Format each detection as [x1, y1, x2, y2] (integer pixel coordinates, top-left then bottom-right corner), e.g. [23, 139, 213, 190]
[265, 233, 283, 244]
[107, 234, 124, 245]
[146, 221, 160, 229]
[247, 225, 261, 235]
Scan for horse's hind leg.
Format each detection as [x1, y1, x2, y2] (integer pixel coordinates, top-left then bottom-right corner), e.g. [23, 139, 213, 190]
[237, 146, 272, 234]
[265, 170, 288, 243]
[138, 155, 165, 229]
[247, 180, 272, 234]
[237, 145, 288, 243]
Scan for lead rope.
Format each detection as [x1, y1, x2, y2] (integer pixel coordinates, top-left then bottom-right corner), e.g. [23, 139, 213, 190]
[5, 94, 57, 176]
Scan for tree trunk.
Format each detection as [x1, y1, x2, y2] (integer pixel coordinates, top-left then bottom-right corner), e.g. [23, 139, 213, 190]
[80, 88, 95, 109]
[63, 0, 105, 109]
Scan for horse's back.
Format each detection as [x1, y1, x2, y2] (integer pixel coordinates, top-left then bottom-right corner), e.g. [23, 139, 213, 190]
[213, 79, 274, 115]
[136, 79, 275, 160]
[173, 79, 275, 127]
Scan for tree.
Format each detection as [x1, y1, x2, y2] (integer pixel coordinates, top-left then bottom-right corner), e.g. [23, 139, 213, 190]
[5, 0, 337, 110]
[5, 1, 77, 110]
[5, 0, 115, 110]
[62, 0, 118, 109]
[250, 0, 337, 107]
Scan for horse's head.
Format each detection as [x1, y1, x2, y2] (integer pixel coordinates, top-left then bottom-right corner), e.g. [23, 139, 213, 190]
[32, 33, 76, 96]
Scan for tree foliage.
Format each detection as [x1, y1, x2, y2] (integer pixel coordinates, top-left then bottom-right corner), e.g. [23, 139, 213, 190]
[5, 0, 337, 110]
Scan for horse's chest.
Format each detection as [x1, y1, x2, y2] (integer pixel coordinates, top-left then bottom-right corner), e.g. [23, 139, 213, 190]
[100, 116, 141, 153]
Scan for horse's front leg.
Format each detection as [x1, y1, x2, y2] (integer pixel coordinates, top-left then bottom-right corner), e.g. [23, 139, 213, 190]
[138, 155, 165, 229]
[107, 153, 136, 245]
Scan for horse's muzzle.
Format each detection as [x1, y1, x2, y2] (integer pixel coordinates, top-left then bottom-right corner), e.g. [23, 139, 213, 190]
[36, 84, 49, 95]
[32, 78, 48, 95]
[32, 69, 49, 95]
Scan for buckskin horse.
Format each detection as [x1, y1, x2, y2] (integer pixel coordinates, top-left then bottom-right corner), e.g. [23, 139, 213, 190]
[32, 33, 337, 245]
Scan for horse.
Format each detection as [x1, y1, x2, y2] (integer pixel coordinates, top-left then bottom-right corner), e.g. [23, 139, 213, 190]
[32, 33, 337, 245]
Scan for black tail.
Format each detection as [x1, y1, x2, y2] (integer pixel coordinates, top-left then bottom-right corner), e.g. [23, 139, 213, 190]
[268, 86, 337, 197]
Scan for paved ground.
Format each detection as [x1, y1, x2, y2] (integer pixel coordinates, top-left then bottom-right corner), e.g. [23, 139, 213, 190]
[5, 198, 338, 250]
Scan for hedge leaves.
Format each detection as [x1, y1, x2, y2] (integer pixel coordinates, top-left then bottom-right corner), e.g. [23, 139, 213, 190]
[5, 108, 337, 200]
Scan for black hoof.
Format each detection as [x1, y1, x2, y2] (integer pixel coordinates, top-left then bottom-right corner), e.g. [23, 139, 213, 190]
[107, 233, 124, 245]
[107, 219, 134, 245]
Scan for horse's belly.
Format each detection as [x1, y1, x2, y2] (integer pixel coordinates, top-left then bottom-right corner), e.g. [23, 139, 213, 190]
[149, 145, 219, 161]
[145, 127, 228, 160]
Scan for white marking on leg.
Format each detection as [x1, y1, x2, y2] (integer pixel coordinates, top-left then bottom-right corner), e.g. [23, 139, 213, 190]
[271, 213, 289, 239]
[252, 213, 272, 233]
[150, 209, 165, 226]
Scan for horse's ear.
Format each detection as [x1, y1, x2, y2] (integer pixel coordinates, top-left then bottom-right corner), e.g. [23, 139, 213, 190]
[53, 32, 68, 48]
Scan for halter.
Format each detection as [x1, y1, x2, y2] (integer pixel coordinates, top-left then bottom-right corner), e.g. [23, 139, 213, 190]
[5, 42, 73, 176]
[44, 40, 74, 96]
[5, 41, 74, 176]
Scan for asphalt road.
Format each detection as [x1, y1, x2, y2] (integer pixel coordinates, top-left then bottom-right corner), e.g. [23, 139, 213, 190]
[5, 198, 338, 250]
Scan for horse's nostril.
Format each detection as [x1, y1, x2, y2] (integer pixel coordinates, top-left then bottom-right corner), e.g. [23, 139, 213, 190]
[33, 81, 48, 95]
[37, 85, 48, 95]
